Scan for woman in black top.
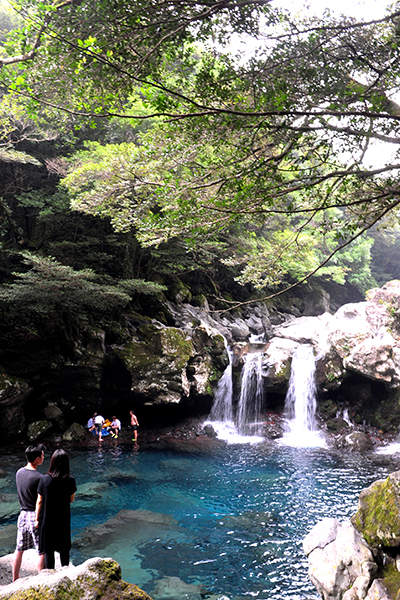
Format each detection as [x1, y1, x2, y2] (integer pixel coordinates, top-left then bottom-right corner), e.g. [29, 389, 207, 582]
[35, 449, 76, 569]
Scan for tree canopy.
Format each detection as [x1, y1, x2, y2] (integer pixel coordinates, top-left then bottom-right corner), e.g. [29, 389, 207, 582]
[1, 0, 400, 303]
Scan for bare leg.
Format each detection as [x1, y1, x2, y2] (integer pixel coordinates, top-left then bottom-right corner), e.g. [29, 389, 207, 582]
[12, 550, 23, 581]
[38, 553, 45, 572]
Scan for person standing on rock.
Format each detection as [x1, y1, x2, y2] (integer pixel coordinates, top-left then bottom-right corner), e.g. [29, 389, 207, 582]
[94, 413, 105, 441]
[130, 411, 139, 442]
[35, 448, 76, 570]
[13, 444, 46, 581]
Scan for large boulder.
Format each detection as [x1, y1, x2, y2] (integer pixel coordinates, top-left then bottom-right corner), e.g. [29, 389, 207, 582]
[351, 470, 400, 548]
[111, 311, 228, 405]
[262, 338, 298, 387]
[27, 420, 53, 442]
[0, 555, 152, 599]
[62, 422, 86, 442]
[270, 281, 400, 391]
[112, 324, 195, 404]
[335, 432, 374, 453]
[305, 471, 400, 600]
[304, 518, 377, 600]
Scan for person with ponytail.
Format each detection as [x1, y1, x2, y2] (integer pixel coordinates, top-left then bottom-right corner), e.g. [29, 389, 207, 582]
[35, 449, 76, 569]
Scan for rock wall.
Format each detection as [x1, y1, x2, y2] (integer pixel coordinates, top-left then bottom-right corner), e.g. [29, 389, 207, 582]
[3, 279, 400, 444]
[0, 299, 263, 442]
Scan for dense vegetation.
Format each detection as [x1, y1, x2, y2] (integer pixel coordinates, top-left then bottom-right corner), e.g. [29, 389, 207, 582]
[1, 0, 400, 354]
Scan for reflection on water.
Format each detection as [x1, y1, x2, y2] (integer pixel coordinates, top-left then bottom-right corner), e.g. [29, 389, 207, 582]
[0, 442, 398, 600]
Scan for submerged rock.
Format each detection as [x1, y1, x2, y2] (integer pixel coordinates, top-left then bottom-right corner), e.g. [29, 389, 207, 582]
[150, 576, 203, 600]
[74, 509, 184, 553]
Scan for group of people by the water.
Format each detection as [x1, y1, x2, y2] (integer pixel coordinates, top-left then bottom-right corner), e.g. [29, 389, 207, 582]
[13, 444, 76, 581]
[12, 409, 140, 581]
[86, 410, 139, 443]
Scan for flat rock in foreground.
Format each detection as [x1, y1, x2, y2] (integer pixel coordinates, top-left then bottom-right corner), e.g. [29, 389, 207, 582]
[0, 554, 152, 600]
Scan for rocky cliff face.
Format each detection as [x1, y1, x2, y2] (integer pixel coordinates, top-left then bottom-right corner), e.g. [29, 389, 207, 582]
[2, 280, 400, 444]
[258, 280, 400, 434]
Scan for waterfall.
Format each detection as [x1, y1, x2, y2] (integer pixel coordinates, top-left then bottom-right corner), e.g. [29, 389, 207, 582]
[237, 352, 264, 435]
[207, 345, 264, 443]
[283, 344, 325, 448]
[209, 349, 233, 422]
[336, 407, 353, 427]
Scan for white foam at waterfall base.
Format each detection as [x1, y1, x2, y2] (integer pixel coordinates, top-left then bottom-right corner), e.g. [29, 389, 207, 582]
[203, 420, 264, 444]
[376, 442, 400, 455]
[281, 344, 326, 449]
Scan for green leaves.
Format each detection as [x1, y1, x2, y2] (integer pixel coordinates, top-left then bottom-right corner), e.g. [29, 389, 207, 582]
[2, 0, 400, 297]
[0, 252, 167, 338]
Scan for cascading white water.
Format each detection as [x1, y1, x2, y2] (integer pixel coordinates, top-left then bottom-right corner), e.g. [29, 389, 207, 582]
[336, 407, 353, 427]
[237, 352, 264, 435]
[209, 349, 233, 422]
[207, 342, 264, 443]
[283, 344, 325, 447]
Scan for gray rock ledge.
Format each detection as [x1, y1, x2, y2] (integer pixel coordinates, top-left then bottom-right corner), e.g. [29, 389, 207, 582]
[0, 552, 152, 600]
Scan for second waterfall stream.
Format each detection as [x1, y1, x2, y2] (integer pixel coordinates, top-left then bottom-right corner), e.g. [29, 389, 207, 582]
[282, 344, 326, 448]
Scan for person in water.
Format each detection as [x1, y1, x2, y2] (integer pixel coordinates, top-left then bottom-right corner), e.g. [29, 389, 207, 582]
[94, 413, 105, 441]
[13, 444, 46, 581]
[130, 411, 139, 442]
[35, 448, 76, 570]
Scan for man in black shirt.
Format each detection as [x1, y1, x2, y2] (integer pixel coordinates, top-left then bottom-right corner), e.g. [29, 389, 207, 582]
[13, 444, 46, 581]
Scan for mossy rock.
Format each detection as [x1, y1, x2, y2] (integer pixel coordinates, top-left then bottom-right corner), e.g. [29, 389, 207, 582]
[351, 471, 400, 547]
[191, 294, 208, 308]
[318, 398, 340, 420]
[115, 327, 193, 376]
[166, 279, 192, 304]
[27, 420, 53, 442]
[0, 557, 153, 600]
[371, 389, 400, 433]
[62, 423, 85, 442]
[381, 563, 400, 600]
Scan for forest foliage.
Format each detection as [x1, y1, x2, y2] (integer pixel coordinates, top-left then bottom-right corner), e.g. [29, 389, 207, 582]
[1, 0, 400, 338]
